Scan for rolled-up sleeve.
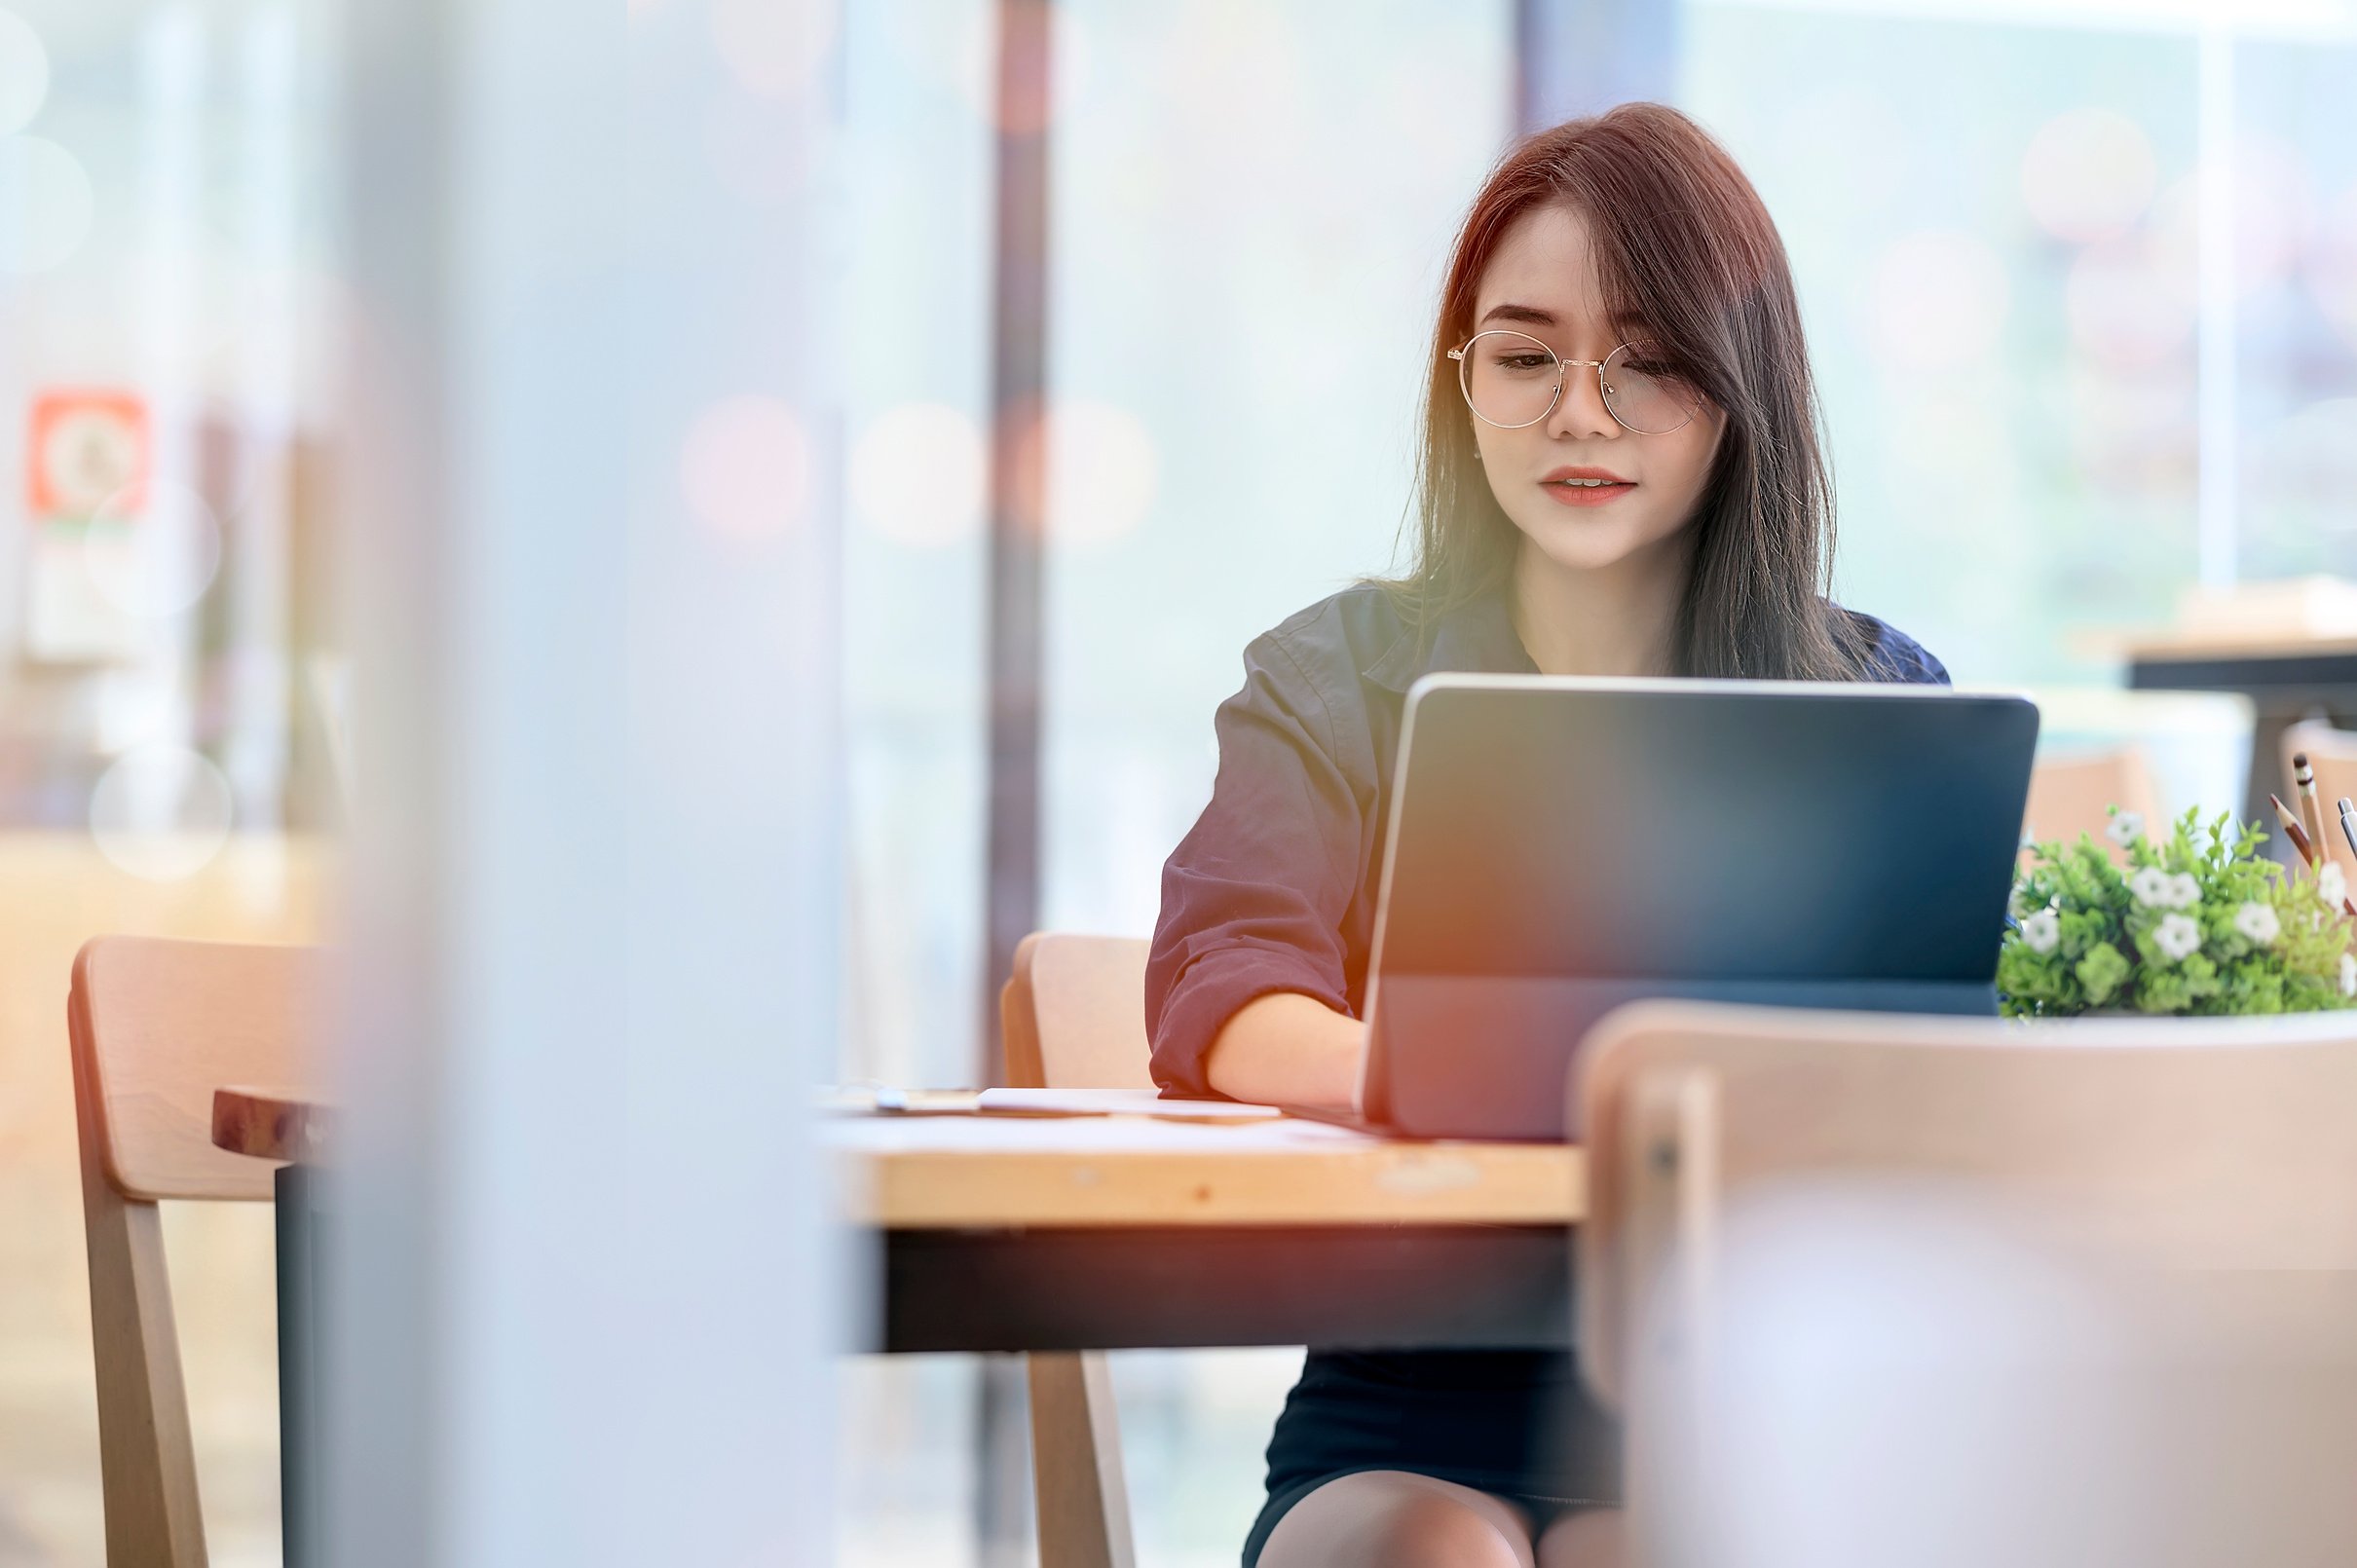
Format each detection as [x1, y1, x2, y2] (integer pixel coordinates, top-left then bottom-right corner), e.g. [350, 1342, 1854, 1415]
[1145, 629, 1366, 1099]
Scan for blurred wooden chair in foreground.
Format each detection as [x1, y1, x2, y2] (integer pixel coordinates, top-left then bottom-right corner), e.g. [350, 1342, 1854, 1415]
[2023, 743, 2163, 864]
[999, 933, 1154, 1568]
[69, 935, 325, 1567]
[1579, 1000, 2357, 1568]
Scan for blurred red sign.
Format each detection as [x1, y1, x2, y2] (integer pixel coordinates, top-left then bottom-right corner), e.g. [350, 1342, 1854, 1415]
[28, 389, 148, 519]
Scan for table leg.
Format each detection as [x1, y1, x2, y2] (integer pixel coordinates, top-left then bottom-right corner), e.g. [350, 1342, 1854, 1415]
[276, 1163, 319, 1568]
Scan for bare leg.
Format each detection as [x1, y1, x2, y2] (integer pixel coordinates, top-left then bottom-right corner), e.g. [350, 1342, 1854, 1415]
[1256, 1470, 1538, 1568]
[1536, 1506, 1625, 1568]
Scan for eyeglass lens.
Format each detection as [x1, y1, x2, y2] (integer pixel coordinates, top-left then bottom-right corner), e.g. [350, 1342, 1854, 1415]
[1456, 329, 1698, 435]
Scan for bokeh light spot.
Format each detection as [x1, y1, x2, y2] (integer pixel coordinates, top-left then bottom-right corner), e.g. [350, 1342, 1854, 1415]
[0, 133, 92, 273]
[849, 403, 985, 548]
[90, 744, 235, 881]
[2021, 107, 2156, 244]
[710, 0, 836, 98]
[1015, 400, 1159, 547]
[2067, 242, 2194, 371]
[680, 394, 807, 541]
[0, 10, 50, 137]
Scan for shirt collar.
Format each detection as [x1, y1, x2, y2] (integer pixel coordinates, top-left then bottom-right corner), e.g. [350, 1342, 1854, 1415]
[1362, 584, 1539, 693]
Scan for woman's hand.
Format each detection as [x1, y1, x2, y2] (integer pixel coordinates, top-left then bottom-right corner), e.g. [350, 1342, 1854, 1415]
[1203, 991, 1368, 1111]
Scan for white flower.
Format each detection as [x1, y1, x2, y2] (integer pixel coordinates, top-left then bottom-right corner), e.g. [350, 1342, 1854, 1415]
[2169, 872, 2201, 910]
[2009, 884, 2039, 918]
[2153, 912, 2202, 963]
[2130, 866, 2174, 908]
[2342, 952, 2356, 998]
[2320, 861, 2348, 910]
[2233, 901, 2281, 945]
[2020, 908, 2061, 954]
[2106, 810, 2145, 847]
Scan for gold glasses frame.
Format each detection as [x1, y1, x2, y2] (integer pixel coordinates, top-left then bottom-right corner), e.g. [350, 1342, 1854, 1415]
[1445, 328, 1696, 435]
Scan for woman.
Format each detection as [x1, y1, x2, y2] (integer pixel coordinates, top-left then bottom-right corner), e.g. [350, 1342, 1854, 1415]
[1143, 103, 1949, 1568]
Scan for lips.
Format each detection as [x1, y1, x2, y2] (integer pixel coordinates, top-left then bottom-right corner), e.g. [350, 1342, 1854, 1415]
[1538, 465, 1635, 507]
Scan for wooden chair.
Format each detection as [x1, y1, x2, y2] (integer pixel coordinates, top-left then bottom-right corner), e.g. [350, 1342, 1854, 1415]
[2283, 719, 2357, 880]
[1577, 999, 2357, 1560]
[69, 935, 328, 1567]
[2023, 743, 2163, 864]
[999, 933, 1154, 1568]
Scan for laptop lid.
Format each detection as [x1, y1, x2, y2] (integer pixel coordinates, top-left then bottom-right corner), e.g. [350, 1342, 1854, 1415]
[1357, 675, 2040, 1136]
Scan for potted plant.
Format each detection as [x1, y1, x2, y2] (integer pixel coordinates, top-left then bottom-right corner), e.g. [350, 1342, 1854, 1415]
[1999, 806, 2357, 1019]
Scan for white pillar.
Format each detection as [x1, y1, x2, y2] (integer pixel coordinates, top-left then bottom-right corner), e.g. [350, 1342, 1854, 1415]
[330, 2, 840, 1563]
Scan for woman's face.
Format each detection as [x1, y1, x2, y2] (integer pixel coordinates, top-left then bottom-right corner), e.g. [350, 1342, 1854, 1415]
[1465, 204, 1726, 576]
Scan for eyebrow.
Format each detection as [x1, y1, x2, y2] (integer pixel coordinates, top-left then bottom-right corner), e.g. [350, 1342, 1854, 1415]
[1478, 303, 1556, 328]
[1477, 302, 1655, 336]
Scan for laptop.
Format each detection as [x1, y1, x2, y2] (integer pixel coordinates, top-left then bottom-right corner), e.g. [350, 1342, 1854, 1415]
[1332, 674, 2039, 1142]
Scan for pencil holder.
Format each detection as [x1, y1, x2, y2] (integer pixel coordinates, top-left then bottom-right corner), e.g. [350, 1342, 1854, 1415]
[1999, 806, 2357, 1019]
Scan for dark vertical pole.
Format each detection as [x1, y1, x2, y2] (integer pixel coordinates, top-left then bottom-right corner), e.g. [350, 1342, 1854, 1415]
[1515, 0, 1680, 134]
[980, 3, 1053, 1563]
[276, 1164, 319, 1568]
[985, 0, 1051, 1087]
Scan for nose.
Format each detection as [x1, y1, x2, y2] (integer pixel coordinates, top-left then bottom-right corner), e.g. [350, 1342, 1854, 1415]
[1544, 360, 1621, 442]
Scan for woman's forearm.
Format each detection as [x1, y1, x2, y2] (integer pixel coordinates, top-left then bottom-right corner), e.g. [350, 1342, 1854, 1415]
[1203, 990, 1368, 1110]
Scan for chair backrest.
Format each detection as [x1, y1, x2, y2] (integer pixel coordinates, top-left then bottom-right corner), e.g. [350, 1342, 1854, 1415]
[1577, 999, 2357, 1413]
[69, 935, 329, 1567]
[1000, 933, 1155, 1091]
[2023, 743, 2162, 863]
[2284, 719, 2357, 879]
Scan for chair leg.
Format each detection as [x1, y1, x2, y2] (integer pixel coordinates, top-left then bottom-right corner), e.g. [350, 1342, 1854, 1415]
[1027, 1351, 1135, 1568]
[77, 1161, 208, 1567]
[73, 1000, 207, 1568]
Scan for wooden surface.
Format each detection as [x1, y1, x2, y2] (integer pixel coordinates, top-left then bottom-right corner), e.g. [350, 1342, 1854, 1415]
[2023, 745, 2161, 863]
[1578, 1000, 2357, 1412]
[74, 936, 334, 1203]
[210, 1088, 334, 1165]
[191, 1082, 1589, 1230]
[2124, 632, 2357, 662]
[1028, 1353, 1135, 1568]
[831, 1113, 1585, 1228]
[1001, 933, 1158, 1094]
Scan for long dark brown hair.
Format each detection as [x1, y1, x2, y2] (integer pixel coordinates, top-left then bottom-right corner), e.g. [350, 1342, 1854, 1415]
[1379, 102, 1863, 681]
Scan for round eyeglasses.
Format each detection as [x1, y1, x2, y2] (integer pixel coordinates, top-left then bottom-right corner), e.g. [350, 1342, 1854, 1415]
[1446, 329, 1700, 435]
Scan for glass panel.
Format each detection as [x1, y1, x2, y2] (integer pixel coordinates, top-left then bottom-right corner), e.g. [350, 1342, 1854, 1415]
[1042, 4, 1513, 1564]
[2232, 30, 2357, 581]
[1684, 3, 2200, 685]
[840, 0, 993, 1093]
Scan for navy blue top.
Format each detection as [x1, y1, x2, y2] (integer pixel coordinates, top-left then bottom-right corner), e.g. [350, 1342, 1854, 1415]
[1145, 579, 1949, 1101]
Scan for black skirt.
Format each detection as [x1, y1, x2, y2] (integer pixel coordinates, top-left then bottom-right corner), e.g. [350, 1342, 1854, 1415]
[1240, 1349, 1624, 1566]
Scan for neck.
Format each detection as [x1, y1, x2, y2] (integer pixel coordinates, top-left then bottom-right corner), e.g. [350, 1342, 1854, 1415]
[1510, 532, 1691, 678]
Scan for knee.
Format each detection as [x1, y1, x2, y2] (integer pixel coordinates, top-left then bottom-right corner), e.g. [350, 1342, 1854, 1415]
[1262, 1472, 1533, 1568]
[1362, 1489, 1526, 1568]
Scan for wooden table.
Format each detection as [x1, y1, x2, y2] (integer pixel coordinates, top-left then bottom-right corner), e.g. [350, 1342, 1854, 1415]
[214, 1086, 1589, 1358]
[834, 1108, 1587, 1352]
[2126, 634, 2357, 835]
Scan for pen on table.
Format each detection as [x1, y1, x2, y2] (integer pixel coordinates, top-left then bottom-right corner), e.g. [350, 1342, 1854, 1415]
[2272, 793, 2319, 868]
[2341, 797, 2357, 864]
[2295, 754, 2330, 867]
